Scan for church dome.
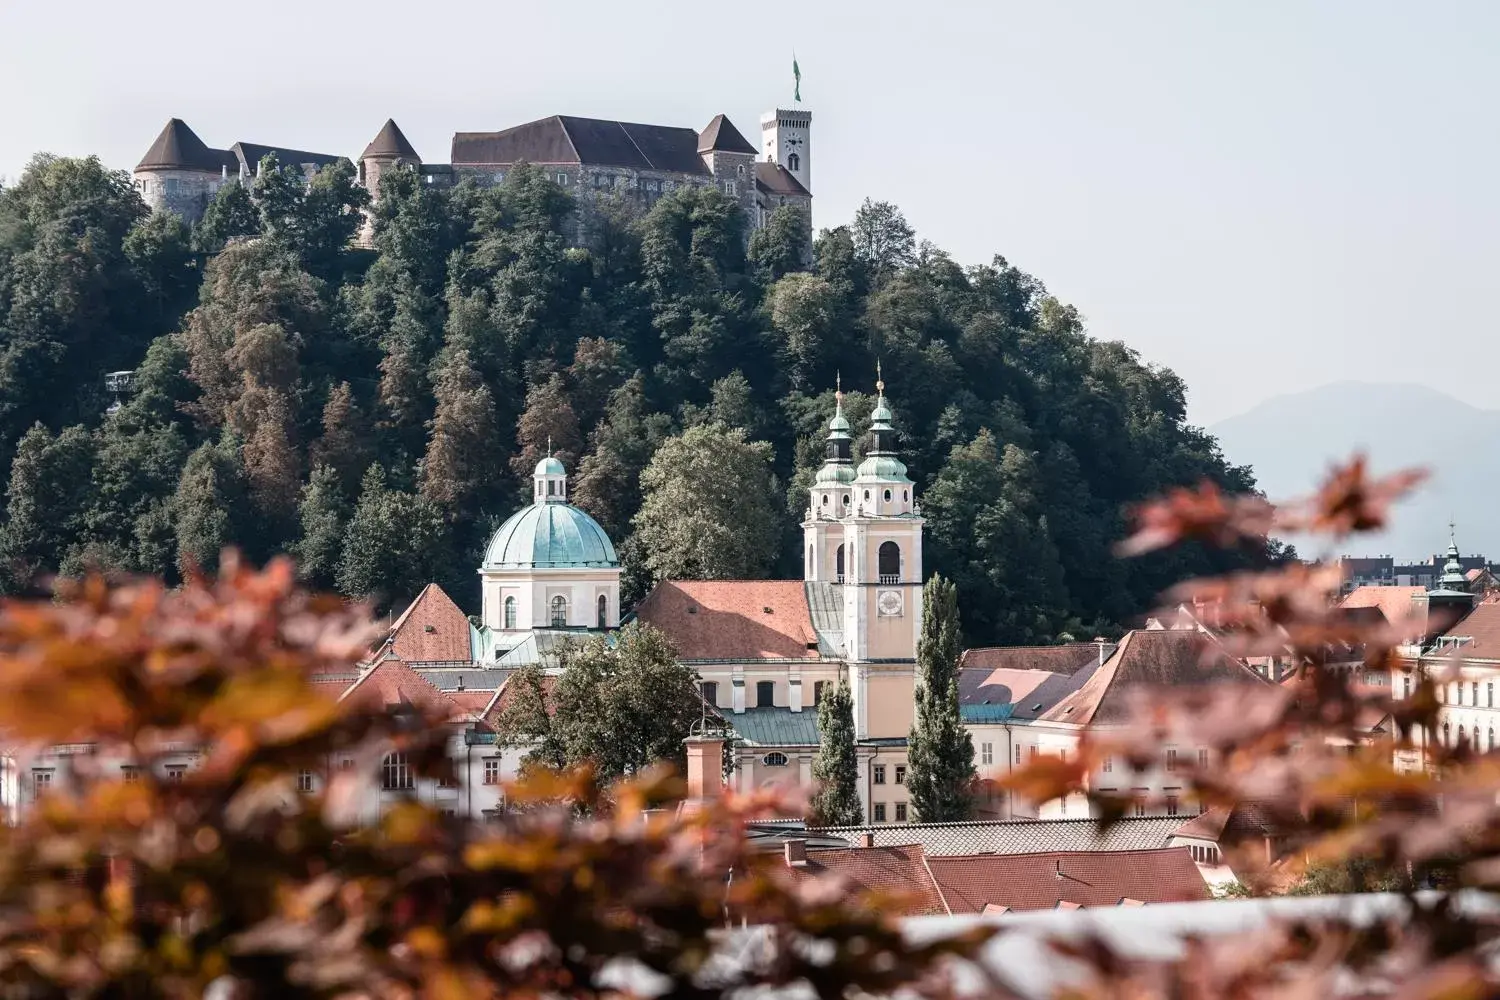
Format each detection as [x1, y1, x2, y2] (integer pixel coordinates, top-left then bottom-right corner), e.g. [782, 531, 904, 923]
[534, 455, 566, 477]
[482, 502, 619, 569]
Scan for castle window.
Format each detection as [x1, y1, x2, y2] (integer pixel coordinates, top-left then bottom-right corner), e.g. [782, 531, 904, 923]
[878, 542, 900, 584]
[550, 596, 567, 627]
[597, 594, 607, 628]
[756, 680, 774, 707]
[503, 596, 517, 630]
[556, 173, 568, 185]
[788, 153, 800, 172]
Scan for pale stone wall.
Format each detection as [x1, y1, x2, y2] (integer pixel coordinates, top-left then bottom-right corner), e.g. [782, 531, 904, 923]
[135, 168, 228, 223]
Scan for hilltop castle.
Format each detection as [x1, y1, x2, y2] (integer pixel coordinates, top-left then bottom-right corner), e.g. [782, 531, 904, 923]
[132, 105, 812, 232]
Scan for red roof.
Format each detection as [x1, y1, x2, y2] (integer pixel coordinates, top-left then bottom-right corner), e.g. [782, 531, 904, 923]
[339, 658, 464, 721]
[782, 844, 948, 916]
[636, 581, 820, 661]
[382, 584, 473, 663]
[927, 848, 1208, 913]
[1042, 630, 1267, 726]
[959, 644, 1105, 673]
[1339, 586, 1424, 627]
[448, 690, 498, 719]
[480, 671, 559, 726]
[1437, 599, 1500, 657]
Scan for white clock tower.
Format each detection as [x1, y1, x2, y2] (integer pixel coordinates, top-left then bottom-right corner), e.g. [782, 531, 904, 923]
[802, 368, 924, 739]
[761, 107, 812, 194]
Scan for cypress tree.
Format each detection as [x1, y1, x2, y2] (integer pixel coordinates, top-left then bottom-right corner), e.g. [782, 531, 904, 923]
[807, 674, 862, 827]
[907, 574, 977, 822]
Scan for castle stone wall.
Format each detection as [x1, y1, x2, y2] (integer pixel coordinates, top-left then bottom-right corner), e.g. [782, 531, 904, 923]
[135, 169, 227, 222]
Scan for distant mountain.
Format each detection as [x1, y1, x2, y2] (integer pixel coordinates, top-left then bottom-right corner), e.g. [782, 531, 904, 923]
[1210, 382, 1500, 561]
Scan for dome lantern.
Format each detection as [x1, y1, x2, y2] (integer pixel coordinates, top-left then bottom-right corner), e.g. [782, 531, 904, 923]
[533, 440, 568, 502]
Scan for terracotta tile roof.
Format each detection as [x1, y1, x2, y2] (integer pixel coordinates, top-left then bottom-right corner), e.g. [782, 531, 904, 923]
[447, 691, 497, 719]
[1171, 807, 1230, 841]
[339, 658, 463, 721]
[927, 848, 1208, 914]
[959, 644, 1107, 673]
[1436, 599, 1500, 657]
[635, 581, 821, 661]
[781, 844, 948, 916]
[810, 816, 1186, 856]
[480, 671, 559, 726]
[1339, 586, 1425, 626]
[959, 644, 1114, 721]
[382, 584, 473, 664]
[1041, 630, 1268, 726]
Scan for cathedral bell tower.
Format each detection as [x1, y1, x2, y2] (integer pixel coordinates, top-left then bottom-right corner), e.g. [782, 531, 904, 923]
[803, 375, 856, 584]
[803, 368, 924, 740]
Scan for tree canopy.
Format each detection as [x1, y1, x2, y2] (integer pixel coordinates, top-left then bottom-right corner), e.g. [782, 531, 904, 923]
[0, 152, 1264, 638]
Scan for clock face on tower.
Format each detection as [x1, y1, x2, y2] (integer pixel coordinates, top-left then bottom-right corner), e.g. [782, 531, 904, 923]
[877, 589, 903, 617]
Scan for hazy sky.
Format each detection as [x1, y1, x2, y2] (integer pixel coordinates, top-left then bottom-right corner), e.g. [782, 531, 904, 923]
[1, 1, 1494, 425]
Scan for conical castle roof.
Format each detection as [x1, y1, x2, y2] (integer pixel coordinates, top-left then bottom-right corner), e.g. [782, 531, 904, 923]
[697, 114, 756, 155]
[136, 118, 234, 173]
[361, 118, 420, 161]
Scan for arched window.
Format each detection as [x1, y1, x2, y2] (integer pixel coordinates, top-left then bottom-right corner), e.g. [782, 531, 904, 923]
[821, 494, 829, 506]
[550, 596, 567, 627]
[1459, 724, 1467, 745]
[1490, 727, 1495, 752]
[1444, 721, 1452, 746]
[787, 153, 800, 172]
[883, 489, 892, 503]
[762, 752, 788, 767]
[597, 594, 607, 628]
[835, 544, 845, 583]
[503, 596, 517, 630]
[878, 541, 900, 584]
[842, 493, 851, 508]
[903, 490, 909, 502]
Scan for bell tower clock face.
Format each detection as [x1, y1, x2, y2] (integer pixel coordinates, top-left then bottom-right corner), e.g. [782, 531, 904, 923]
[877, 589, 903, 617]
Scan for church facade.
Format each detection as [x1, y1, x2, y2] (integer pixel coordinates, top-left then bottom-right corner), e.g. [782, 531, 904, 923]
[636, 376, 925, 824]
[132, 104, 812, 235]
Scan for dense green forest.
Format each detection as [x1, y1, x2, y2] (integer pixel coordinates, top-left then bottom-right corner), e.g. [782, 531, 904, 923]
[0, 151, 1264, 644]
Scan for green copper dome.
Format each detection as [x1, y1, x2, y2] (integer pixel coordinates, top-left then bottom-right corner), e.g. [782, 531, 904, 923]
[815, 463, 857, 485]
[534, 455, 566, 476]
[854, 454, 913, 484]
[483, 502, 619, 569]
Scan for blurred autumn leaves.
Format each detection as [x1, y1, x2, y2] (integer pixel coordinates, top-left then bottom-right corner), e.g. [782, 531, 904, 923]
[0, 555, 984, 997]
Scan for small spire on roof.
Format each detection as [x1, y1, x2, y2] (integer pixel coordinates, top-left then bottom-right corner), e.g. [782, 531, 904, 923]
[547, 435, 553, 458]
[875, 359, 884, 396]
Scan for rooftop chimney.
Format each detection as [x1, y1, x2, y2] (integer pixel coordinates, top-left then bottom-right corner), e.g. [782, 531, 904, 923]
[784, 838, 808, 867]
[860, 832, 875, 848]
[683, 734, 725, 802]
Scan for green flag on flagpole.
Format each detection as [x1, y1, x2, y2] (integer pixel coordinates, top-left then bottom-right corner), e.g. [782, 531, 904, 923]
[793, 56, 802, 102]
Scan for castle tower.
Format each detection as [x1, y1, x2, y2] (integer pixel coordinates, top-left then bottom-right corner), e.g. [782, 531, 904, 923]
[803, 376, 857, 583]
[133, 118, 236, 222]
[760, 107, 811, 195]
[357, 119, 421, 245]
[698, 114, 758, 218]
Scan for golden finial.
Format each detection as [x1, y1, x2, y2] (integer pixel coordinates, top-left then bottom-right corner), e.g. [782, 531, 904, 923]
[835, 370, 843, 404]
[875, 359, 884, 395]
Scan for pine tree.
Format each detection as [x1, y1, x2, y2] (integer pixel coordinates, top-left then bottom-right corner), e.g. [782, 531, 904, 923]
[906, 574, 976, 822]
[808, 674, 862, 828]
[421, 348, 498, 509]
[294, 465, 349, 589]
[336, 465, 452, 609]
[310, 381, 371, 494]
[0, 424, 94, 592]
[172, 438, 247, 575]
[510, 374, 581, 482]
[193, 181, 261, 254]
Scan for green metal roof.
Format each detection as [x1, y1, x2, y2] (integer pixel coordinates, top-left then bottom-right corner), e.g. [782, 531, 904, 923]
[483, 502, 619, 569]
[814, 463, 857, 485]
[729, 707, 821, 747]
[854, 454, 913, 484]
[535, 455, 566, 476]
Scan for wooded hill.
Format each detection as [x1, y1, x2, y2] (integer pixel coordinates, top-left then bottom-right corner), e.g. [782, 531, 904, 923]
[0, 152, 1265, 645]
